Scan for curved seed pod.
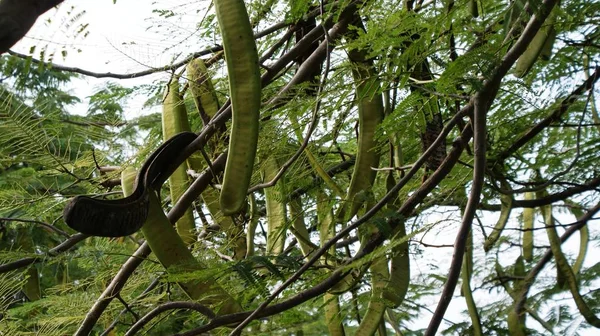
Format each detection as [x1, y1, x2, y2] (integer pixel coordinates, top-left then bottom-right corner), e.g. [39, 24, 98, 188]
[187, 57, 227, 158]
[304, 147, 345, 197]
[541, 199, 600, 327]
[262, 155, 287, 255]
[354, 193, 390, 335]
[341, 22, 384, 222]
[573, 224, 589, 276]
[508, 307, 527, 336]
[216, 0, 261, 216]
[383, 223, 410, 308]
[522, 192, 535, 261]
[484, 189, 513, 252]
[162, 77, 196, 244]
[565, 200, 589, 277]
[461, 229, 483, 336]
[382, 169, 409, 308]
[355, 256, 390, 336]
[540, 27, 556, 61]
[63, 132, 197, 237]
[187, 58, 219, 125]
[202, 187, 247, 259]
[507, 255, 527, 336]
[536, 190, 566, 288]
[318, 190, 356, 295]
[289, 196, 312, 257]
[496, 259, 555, 333]
[316, 190, 345, 334]
[186, 59, 246, 258]
[121, 168, 241, 315]
[503, 0, 526, 39]
[323, 293, 345, 336]
[514, 6, 558, 77]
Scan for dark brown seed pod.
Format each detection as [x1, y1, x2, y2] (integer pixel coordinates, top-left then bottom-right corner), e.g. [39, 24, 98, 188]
[63, 132, 198, 237]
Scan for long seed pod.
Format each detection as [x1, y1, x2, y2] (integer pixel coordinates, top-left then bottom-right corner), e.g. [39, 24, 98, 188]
[187, 56, 246, 258]
[216, 0, 261, 216]
[341, 21, 384, 222]
[522, 192, 535, 261]
[566, 201, 589, 276]
[383, 224, 410, 309]
[304, 147, 345, 198]
[496, 260, 554, 333]
[355, 256, 390, 336]
[382, 172, 409, 309]
[323, 293, 345, 336]
[540, 27, 557, 61]
[202, 187, 247, 259]
[187, 58, 220, 125]
[484, 189, 513, 252]
[317, 190, 346, 335]
[461, 229, 483, 336]
[121, 168, 240, 315]
[540, 198, 600, 327]
[536, 190, 566, 288]
[162, 77, 196, 245]
[262, 155, 287, 255]
[289, 196, 312, 257]
[514, 6, 558, 77]
[507, 256, 527, 336]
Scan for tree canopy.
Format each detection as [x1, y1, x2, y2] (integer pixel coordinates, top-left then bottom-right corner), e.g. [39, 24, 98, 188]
[0, 0, 599, 335]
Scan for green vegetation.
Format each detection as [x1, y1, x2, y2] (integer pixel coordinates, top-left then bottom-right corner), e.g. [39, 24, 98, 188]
[0, 0, 599, 335]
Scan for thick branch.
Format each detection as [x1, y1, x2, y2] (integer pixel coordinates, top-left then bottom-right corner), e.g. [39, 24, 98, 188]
[0, 0, 64, 54]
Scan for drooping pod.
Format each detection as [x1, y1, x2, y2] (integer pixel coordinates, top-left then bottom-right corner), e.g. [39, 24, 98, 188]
[121, 167, 241, 315]
[340, 22, 384, 222]
[187, 57, 247, 259]
[514, 5, 558, 77]
[484, 185, 513, 252]
[162, 76, 196, 244]
[522, 192, 535, 261]
[214, 0, 262, 216]
[261, 155, 287, 255]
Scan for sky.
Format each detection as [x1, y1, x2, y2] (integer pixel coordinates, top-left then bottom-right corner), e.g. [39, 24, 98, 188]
[11, 1, 599, 334]
[15, 0, 209, 118]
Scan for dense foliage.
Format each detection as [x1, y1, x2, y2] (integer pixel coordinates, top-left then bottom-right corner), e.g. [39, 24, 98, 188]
[0, 0, 599, 335]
